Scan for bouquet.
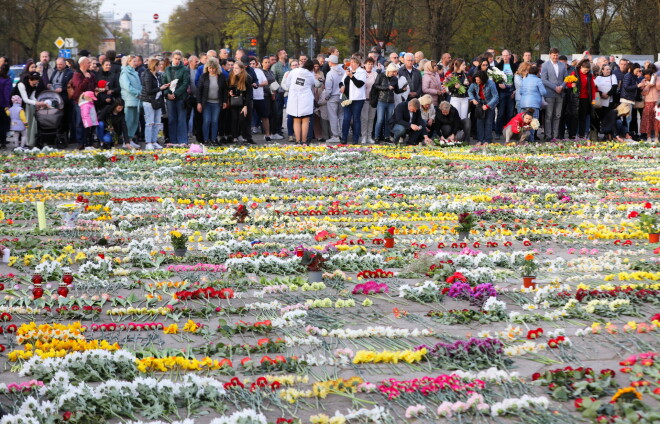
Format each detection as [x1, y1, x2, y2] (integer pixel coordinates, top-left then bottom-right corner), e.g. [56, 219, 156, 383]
[487, 68, 507, 84]
[301, 250, 327, 272]
[170, 230, 187, 249]
[233, 204, 249, 223]
[443, 74, 467, 96]
[340, 94, 352, 107]
[564, 75, 578, 94]
[530, 118, 540, 130]
[456, 212, 476, 233]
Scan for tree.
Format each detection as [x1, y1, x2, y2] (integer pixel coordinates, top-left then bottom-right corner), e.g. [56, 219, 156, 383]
[296, 0, 342, 56]
[423, 0, 470, 58]
[553, 0, 625, 54]
[366, 0, 401, 49]
[230, 0, 278, 56]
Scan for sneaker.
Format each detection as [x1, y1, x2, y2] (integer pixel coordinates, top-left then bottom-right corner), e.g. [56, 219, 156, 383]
[368, 137, 375, 144]
[145, 143, 155, 150]
[359, 137, 367, 144]
[327, 137, 340, 143]
[129, 141, 141, 149]
[84, 146, 95, 151]
[265, 136, 271, 142]
[238, 136, 245, 143]
[153, 142, 164, 150]
[288, 136, 294, 142]
[251, 127, 259, 134]
[270, 134, 283, 140]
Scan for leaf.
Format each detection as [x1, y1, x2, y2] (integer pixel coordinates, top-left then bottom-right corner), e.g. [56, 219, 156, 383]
[552, 386, 570, 402]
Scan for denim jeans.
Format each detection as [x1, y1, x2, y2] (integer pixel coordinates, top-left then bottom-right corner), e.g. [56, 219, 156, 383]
[375, 101, 395, 139]
[342, 99, 365, 143]
[392, 123, 424, 144]
[476, 108, 495, 143]
[167, 98, 188, 143]
[202, 102, 220, 141]
[495, 90, 514, 134]
[143, 102, 163, 143]
[72, 103, 84, 145]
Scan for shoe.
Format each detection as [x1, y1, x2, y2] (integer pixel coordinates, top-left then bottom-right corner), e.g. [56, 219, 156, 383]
[84, 146, 95, 151]
[153, 142, 164, 149]
[246, 139, 256, 145]
[129, 141, 141, 149]
[327, 137, 340, 143]
[368, 137, 375, 144]
[270, 134, 283, 140]
[265, 136, 271, 142]
[288, 136, 294, 142]
[317, 138, 326, 142]
[78, 145, 85, 151]
[145, 143, 155, 150]
[251, 127, 259, 134]
[359, 137, 367, 144]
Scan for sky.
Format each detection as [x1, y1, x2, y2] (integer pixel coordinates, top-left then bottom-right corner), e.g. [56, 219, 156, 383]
[101, 0, 180, 39]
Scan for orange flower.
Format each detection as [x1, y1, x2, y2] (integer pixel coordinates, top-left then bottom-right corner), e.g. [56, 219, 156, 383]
[525, 254, 534, 261]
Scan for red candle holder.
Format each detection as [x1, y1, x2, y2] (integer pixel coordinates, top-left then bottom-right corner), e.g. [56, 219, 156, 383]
[31, 274, 43, 285]
[62, 272, 74, 285]
[32, 282, 44, 299]
[57, 282, 69, 297]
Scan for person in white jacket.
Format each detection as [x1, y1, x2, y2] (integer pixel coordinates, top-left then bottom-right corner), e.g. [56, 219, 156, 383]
[324, 55, 345, 142]
[286, 59, 318, 145]
[340, 56, 367, 144]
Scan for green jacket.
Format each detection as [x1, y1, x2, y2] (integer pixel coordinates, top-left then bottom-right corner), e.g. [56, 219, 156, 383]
[162, 64, 190, 100]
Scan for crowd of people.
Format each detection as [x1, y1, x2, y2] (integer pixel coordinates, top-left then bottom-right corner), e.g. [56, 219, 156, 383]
[0, 46, 659, 150]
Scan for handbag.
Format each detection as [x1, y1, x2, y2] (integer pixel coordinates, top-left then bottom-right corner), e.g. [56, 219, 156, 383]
[230, 95, 244, 108]
[151, 93, 165, 110]
[368, 85, 379, 108]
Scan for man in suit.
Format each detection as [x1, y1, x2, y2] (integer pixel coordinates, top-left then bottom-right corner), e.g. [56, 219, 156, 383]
[398, 53, 422, 100]
[541, 47, 568, 141]
[390, 99, 431, 145]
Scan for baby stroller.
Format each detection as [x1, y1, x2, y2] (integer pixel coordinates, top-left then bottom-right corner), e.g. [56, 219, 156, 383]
[35, 90, 67, 147]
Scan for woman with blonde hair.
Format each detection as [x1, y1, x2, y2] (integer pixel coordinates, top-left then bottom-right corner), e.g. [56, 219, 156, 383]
[197, 57, 227, 144]
[139, 57, 169, 149]
[227, 61, 254, 144]
[119, 54, 142, 147]
[514, 62, 531, 113]
[373, 63, 406, 142]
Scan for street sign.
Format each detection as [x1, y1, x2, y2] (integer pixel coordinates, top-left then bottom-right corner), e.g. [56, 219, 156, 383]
[54, 37, 65, 49]
[584, 14, 591, 23]
[58, 49, 72, 59]
[64, 38, 78, 48]
[153, 13, 159, 20]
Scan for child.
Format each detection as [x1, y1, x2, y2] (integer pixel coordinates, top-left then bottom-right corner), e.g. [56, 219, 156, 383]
[79, 91, 98, 150]
[6, 95, 27, 149]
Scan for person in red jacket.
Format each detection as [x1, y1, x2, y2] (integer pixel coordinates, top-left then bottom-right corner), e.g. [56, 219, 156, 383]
[504, 109, 534, 143]
[568, 59, 597, 139]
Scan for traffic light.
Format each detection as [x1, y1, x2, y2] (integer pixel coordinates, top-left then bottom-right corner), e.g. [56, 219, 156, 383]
[250, 38, 257, 47]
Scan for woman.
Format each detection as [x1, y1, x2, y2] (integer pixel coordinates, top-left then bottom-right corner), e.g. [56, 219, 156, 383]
[360, 57, 378, 144]
[281, 59, 299, 142]
[196, 57, 226, 145]
[422, 61, 443, 107]
[19, 60, 36, 81]
[373, 63, 404, 142]
[620, 62, 642, 137]
[249, 57, 272, 141]
[14, 71, 47, 147]
[119, 55, 142, 148]
[139, 58, 168, 150]
[594, 64, 618, 138]
[640, 68, 659, 142]
[312, 59, 329, 141]
[0, 63, 11, 148]
[227, 61, 254, 144]
[339, 56, 367, 144]
[518, 65, 546, 141]
[601, 103, 632, 142]
[447, 59, 470, 120]
[419, 94, 436, 136]
[285, 58, 316, 145]
[568, 59, 596, 139]
[514, 62, 530, 113]
[467, 70, 499, 145]
[261, 56, 283, 141]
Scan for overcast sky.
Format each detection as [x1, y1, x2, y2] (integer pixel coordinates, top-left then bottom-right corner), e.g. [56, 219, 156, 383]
[101, 0, 180, 38]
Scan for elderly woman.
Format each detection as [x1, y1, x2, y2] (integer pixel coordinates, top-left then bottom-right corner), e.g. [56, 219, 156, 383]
[419, 95, 436, 135]
[373, 63, 405, 142]
[422, 61, 442, 107]
[518, 65, 546, 141]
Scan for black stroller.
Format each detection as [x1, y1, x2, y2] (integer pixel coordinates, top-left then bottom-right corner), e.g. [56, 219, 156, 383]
[35, 90, 67, 147]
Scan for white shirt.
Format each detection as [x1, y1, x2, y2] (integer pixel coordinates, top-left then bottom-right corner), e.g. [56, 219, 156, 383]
[347, 67, 367, 101]
[552, 61, 559, 78]
[595, 74, 618, 107]
[253, 68, 267, 100]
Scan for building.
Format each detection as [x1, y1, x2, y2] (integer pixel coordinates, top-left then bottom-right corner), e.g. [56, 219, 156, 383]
[99, 12, 132, 54]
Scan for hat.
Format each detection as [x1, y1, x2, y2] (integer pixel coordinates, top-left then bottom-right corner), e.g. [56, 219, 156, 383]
[419, 95, 433, 106]
[78, 49, 90, 57]
[83, 90, 97, 101]
[386, 63, 398, 73]
[399, 52, 406, 57]
[97, 80, 107, 89]
[328, 55, 339, 64]
[27, 71, 40, 80]
[369, 47, 380, 54]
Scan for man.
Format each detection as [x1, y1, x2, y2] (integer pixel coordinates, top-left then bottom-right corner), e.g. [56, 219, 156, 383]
[494, 49, 518, 137]
[440, 53, 452, 72]
[48, 57, 74, 142]
[434, 101, 466, 142]
[391, 99, 431, 145]
[271, 49, 290, 137]
[187, 55, 203, 142]
[299, 55, 308, 67]
[414, 51, 425, 68]
[608, 55, 618, 72]
[559, 55, 573, 73]
[135, 56, 146, 75]
[162, 50, 191, 144]
[106, 50, 122, 76]
[541, 48, 568, 141]
[522, 51, 532, 64]
[321, 46, 339, 76]
[316, 53, 326, 68]
[269, 55, 277, 67]
[389, 52, 401, 68]
[196, 50, 216, 85]
[484, 51, 496, 67]
[70, 57, 97, 147]
[324, 54, 345, 143]
[369, 47, 385, 67]
[98, 54, 106, 65]
[219, 49, 229, 60]
[398, 53, 422, 100]
[39, 51, 53, 87]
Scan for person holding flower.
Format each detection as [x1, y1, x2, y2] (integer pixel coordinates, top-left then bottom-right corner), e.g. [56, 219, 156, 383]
[541, 48, 568, 141]
[468, 70, 499, 145]
[503, 109, 535, 144]
[518, 65, 546, 141]
[446, 59, 470, 120]
[567, 59, 597, 139]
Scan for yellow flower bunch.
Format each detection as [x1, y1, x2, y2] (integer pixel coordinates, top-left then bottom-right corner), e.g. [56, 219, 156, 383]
[312, 377, 364, 399]
[611, 386, 642, 402]
[310, 414, 346, 424]
[352, 348, 427, 364]
[163, 323, 179, 334]
[135, 356, 228, 373]
[16, 322, 86, 345]
[0, 209, 4, 220]
[8, 339, 120, 362]
[182, 320, 200, 333]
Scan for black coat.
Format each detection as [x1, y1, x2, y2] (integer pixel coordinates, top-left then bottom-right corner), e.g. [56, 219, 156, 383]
[397, 67, 422, 98]
[391, 101, 425, 129]
[197, 72, 228, 106]
[435, 105, 463, 135]
[139, 71, 162, 103]
[227, 75, 253, 107]
[374, 72, 405, 103]
[600, 109, 625, 136]
[495, 60, 519, 91]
